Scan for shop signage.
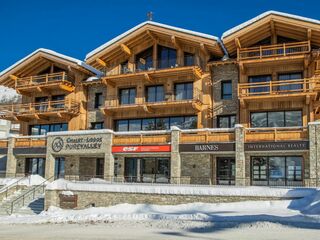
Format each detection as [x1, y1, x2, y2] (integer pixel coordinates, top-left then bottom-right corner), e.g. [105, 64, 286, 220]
[245, 141, 309, 151]
[179, 143, 235, 152]
[112, 145, 171, 153]
[52, 136, 103, 153]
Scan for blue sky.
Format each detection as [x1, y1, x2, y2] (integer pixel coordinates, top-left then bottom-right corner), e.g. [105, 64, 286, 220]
[0, 0, 319, 71]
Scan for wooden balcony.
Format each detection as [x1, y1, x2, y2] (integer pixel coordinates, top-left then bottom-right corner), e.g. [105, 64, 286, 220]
[180, 129, 235, 143]
[0, 140, 8, 148]
[14, 137, 47, 148]
[103, 88, 203, 115]
[0, 99, 80, 122]
[238, 78, 319, 103]
[238, 41, 310, 62]
[14, 72, 75, 95]
[245, 127, 308, 142]
[113, 132, 171, 145]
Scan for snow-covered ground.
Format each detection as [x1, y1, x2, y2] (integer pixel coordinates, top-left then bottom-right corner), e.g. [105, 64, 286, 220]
[0, 175, 46, 191]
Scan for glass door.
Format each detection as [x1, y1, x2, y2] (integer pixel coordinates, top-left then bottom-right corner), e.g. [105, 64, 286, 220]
[216, 157, 235, 185]
[54, 157, 65, 179]
[124, 158, 138, 182]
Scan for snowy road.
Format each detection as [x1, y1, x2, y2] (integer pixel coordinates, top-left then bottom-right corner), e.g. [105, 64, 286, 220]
[1, 221, 320, 240]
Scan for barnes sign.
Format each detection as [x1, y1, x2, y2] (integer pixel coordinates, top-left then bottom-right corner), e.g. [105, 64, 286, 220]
[179, 143, 235, 152]
[245, 141, 309, 151]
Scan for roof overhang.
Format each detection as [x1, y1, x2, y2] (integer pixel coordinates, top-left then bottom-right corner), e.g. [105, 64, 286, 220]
[85, 21, 226, 67]
[222, 11, 320, 56]
[0, 48, 103, 88]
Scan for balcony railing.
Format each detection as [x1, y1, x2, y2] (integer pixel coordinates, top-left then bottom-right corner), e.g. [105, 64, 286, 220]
[245, 127, 308, 142]
[238, 41, 310, 61]
[0, 139, 8, 148]
[103, 57, 203, 77]
[15, 72, 74, 88]
[105, 88, 203, 109]
[14, 136, 47, 148]
[180, 128, 235, 143]
[113, 131, 171, 145]
[0, 99, 80, 120]
[238, 78, 319, 99]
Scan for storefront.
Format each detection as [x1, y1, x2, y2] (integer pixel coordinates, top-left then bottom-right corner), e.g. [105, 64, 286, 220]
[112, 145, 171, 183]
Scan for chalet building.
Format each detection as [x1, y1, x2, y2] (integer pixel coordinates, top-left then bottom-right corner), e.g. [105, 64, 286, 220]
[0, 11, 320, 187]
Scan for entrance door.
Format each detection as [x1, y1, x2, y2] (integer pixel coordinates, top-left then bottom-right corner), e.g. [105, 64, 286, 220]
[125, 158, 138, 182]
[96, 158, 104, 178]
[54, 157, 65, 179]
[217, 157, 235, 185]
[25, 158, 46, 177]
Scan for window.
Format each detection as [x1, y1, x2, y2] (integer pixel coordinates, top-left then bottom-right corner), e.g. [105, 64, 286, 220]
[146, 85, 164, 102]
[175, 82, 193, 100]
[158, 45, 177, 69]
[115, 116, 197, 132]
[25, 158, 45, 177]
[54, 157, 65, 179]
[35, 96, 49, 111]
[96, 158, 104, 177]
[250, 111, 302, 128]
[29, 123, 68, 135]
[120, 61, 129, 74]
[248, 75, 272, 93]
[119, 88, 136, 105]
[217, 115, 236, 128]
[278, 72, 303, 92]
[91, 122, 104, 130]
[184, 52, 194, 66]
[51, 95, 65, 109]
[136, 47, 153, 71]
[251, 156, 303, 186]
[94, 92, 103, 109]
[221, 80, 232, 100]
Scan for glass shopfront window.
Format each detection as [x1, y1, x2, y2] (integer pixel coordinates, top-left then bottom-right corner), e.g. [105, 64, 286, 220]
[29, 123, 68, 135]
[251, 156, 303, 186]
[251, 111, 302, 128]
[115, 116, 197, 131]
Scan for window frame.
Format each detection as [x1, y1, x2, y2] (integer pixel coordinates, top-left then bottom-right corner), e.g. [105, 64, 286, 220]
[221, 80, 233, 100]
[217, 115, 236, 128]
[91, 122, 104, 130]
[174, 82, 193, 100]
[119, 87, 136, 105]
[250, 110, 302, 128]
[94, 92, 103, 109]
[145, 85, 164, 103]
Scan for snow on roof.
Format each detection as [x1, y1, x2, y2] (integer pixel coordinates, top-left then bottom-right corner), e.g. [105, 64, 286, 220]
[86, 21, 220, 60]
[222, 10, 320, 39]
[0, 48, 103, 78]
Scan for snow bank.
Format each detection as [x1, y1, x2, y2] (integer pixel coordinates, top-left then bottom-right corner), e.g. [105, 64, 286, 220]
[46, 179, 315, 198]
[0, 86, 20, 104]
[0, 175, 46, 192]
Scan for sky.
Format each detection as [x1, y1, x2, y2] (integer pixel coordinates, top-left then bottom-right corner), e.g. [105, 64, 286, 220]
[0, 0, 319, 71]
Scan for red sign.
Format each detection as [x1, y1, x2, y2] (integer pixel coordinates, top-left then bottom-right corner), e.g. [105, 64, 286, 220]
[112, 145, 171, 153]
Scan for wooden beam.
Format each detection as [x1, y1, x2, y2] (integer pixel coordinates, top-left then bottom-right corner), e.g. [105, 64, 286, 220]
[102, 78, 116, 88]
[120, 44, 131, 56]
[193, 68, 202, 79]
[9, 75, 18, 81]
[59, 84, 75, 92]
[191, 102, 202, 112]
[171, 36, 180, 49]
[235, 37, 241, 49]
[307, 29, 312, 41]
[144, 73, 153, 83]
[270, 20, 276, 44]
[200, 43, 209, 56]
[142, 105, 154, 113]
[146, 30, 158, 42]
[95, 58, 107, 67]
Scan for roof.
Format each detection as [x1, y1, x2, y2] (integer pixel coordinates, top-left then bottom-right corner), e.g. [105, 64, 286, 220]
[222, 10, 320, 39]
[86, 21, 222, 60]
[0, 48, 103, 78]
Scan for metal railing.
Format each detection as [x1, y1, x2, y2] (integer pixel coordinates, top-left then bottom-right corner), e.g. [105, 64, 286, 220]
[15, 72, 74, 88]
[0, 175, 28, 199]
[105, 87, 203, 108]
[9, 176, 54, 215]
[56, 175, 315, 187]
[238, 77, 320, 98]
[238, 41, 310, 60]
[103, 57, 204, 77]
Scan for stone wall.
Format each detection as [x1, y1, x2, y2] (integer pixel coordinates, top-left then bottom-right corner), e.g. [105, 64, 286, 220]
[87, 84, 106, 128]
[45, 189, 285, 210]
[211, 64, 239, 127]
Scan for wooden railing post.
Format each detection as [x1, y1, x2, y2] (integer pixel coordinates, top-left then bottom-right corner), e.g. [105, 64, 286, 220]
[46, 74, 48, 83]
[29, 76, 33, 85]
[274, 128, 277, 142]
[259, 46, 262, 59]
[269, 81, 272, 95]
[283, 43, 286, 56]
[62, 72, 66, 81]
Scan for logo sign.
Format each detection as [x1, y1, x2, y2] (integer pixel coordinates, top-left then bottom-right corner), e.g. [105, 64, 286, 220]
[245, 141, 309, 151]
[52, 137, 64, 152]
[112, 145, 171, 153]
[179, 143, 235, 152]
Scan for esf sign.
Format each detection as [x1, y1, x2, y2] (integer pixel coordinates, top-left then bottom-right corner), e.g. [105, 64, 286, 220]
[112, 145, 171, 153]
[52, 136, 103, 153]
[179, 143, 235, 152]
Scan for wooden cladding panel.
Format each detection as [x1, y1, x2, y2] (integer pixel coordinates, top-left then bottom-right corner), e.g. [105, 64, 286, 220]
[14, 138, 47, 148]
[245, 129, 308, 142]
[113, 134, 171, 145]
[180, 132, 235, 143]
